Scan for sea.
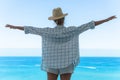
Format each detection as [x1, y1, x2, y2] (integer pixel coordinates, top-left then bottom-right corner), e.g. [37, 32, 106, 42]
[0, 57, 120, 80]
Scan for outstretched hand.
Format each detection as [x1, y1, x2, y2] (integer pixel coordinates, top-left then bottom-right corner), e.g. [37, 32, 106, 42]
[5, 24, 24, 30]
[107, 15, 117, 21]
[5, 24, 15, 29]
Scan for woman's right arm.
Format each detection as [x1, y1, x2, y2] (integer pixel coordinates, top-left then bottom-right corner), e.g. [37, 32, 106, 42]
[5, 24, 24, 31]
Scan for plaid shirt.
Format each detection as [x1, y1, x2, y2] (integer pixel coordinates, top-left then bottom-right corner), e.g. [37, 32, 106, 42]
[24, 21, 95, 68]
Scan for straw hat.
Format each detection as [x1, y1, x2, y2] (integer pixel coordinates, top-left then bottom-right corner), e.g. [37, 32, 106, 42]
[48, 7, 68, 20]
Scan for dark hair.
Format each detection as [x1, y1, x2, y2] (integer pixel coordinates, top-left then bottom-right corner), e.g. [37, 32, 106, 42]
[54, 17, 65, 25]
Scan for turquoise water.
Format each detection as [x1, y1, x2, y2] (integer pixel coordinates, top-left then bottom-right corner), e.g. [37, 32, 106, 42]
[0, 57, 120, 80]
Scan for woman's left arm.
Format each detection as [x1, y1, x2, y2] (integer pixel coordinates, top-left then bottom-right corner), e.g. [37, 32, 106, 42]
[94, 16, 117, 26]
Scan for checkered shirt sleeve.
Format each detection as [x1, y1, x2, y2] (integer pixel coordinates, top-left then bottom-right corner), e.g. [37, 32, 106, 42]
[77, 21, 95, 34]
[24, 26, 47, 35]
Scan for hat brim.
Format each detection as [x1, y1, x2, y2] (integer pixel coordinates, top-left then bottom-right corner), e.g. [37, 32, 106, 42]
[48, 13, 68, 20]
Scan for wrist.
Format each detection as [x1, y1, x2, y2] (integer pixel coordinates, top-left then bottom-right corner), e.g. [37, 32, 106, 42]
[105, 18, 109, 22]
[11, 26, 16, 29]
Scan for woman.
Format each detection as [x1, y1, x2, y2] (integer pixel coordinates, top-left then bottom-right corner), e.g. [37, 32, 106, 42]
[5, 7, 116, 80]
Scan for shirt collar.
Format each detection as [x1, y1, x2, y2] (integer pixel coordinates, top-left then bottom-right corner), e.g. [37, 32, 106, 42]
[55, 25, 65, 28]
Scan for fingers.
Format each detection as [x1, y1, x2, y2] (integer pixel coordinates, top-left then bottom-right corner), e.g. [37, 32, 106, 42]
[107, 15, 117, 21]
[5, 24, 11, 27]
[5, 24, 14, 29]
[113, 15, 117, 18]
[110, 15, 117, 19]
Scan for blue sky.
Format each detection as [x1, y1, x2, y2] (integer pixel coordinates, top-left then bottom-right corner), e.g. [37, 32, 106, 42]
[0, 0, 120, 56]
